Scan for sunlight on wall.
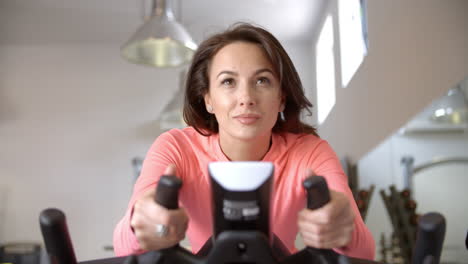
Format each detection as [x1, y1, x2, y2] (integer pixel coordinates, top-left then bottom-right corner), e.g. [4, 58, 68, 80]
[316, 15, 336, 124]
[338, 0, 368, 88]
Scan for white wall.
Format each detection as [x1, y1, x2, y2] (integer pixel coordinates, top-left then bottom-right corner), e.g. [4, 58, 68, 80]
[313, 0, 468, 162]
[283, 40, 317, 126]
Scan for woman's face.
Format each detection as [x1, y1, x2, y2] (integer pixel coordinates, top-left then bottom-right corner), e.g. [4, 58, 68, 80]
[204, 41, 284, 142]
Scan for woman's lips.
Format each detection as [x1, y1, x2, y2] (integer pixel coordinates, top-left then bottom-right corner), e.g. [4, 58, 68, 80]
[234, 114, 260, 125]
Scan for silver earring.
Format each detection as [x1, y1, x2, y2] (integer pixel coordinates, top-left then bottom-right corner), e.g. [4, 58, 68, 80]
[207, 105, 213, 113]
[280, 111, 285, 121]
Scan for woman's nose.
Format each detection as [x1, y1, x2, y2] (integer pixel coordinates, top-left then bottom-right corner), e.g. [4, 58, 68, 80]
[238, 83, 256, 107]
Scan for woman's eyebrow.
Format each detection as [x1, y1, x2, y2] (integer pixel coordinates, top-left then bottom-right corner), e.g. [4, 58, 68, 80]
[216, 68, 275, 79]
[254, 68, 274, 75]
[216, 70, 238, 79]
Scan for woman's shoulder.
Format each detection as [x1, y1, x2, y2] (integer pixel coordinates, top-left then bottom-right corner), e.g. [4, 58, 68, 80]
[156, 127, 202, 141]
[275, 132, 333, 155]
[153, 127, 213, 149]
[278, 132, 323, 146]
[161, 126, 198, 137]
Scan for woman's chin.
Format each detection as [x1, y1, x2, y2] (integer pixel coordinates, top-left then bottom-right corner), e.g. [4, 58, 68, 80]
[231, 128, 271, 142]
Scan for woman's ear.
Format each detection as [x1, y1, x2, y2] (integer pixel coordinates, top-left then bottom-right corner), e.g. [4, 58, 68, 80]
[279, 96, 286, 112]
[204, 94, 213, 113]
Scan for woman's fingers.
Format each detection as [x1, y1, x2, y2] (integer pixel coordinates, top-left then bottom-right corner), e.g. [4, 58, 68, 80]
[298, 209, 354, 235]
[300, 191, 350, 223]
[300, 222, 354, 248]
[164, 164, 176, 175]
[298, 190, 355, 249]
[130, 177, 188, 251]
[132, 203, 188, 250]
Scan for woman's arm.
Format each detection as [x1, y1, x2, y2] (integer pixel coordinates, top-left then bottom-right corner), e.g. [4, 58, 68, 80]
[113, 131, 186, 256]
[300, 139, 375, 260]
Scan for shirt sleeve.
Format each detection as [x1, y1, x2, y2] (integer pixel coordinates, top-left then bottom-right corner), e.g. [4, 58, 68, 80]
[303, 139, 376, 260]
[113, 131, 185, 256]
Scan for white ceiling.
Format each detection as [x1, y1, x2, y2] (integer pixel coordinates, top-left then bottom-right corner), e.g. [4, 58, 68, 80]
[0, 0, 326, 45]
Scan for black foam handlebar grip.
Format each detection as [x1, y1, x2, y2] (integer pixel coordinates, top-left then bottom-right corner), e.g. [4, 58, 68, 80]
[412, 212, 446, 264]
[155, 175, 182, 210]
[39, 208, 78, 264]
[465, 230, 467, 250]
[303, 175, 331, 210]
[123, 255, 138, 264]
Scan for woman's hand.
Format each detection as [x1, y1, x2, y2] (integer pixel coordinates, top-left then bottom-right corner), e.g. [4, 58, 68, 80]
[298, 190, 355, 249]
[130, 165, 189, 251]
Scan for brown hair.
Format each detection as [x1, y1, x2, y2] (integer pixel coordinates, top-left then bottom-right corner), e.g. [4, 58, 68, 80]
[183, 22, 318, 137]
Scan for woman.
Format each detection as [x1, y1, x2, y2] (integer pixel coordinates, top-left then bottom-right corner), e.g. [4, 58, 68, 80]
[113, 23, 375, 260]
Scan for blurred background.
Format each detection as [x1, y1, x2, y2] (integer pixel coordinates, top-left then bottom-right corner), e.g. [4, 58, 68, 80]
[0, 0, 467, 263]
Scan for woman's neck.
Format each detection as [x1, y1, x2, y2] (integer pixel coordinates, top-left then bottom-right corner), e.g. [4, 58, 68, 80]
[218, 132, 272, 161]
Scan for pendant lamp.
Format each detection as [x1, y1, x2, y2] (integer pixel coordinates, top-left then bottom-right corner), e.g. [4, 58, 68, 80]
[430, 85, 468, 125]
[159, 70, 187, 130]
[121, 0, 197, 67]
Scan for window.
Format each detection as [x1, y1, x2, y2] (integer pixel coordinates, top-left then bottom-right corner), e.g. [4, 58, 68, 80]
[316, 15, 336, 124]
[338, 0, 369, 88]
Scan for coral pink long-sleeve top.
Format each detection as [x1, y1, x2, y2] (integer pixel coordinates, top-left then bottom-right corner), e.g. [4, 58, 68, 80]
[113, 127, 375, 260]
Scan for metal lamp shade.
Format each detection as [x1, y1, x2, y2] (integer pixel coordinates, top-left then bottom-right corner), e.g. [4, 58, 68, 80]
[121, 11, 197, 67]
[430, 86, 468, 125]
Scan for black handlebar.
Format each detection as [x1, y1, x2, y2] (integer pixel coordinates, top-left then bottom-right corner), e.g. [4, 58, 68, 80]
[39, 208, 78, 264]
[301, 176, 349, 263]
[39, 173, 447, 264]
[122, 255, 137, 264]
[155, 175, 182, 210]
[154, 175, 184, 254]
[412, 212, 446, 264]
[303, 175, 331, 210]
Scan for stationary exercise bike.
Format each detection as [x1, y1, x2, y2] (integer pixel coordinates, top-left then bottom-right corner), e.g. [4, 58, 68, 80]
[39, 162, 446, 264]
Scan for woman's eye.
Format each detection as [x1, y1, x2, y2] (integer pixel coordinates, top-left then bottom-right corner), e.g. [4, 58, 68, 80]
[221, 78, 234, 86]
[257, 77, 270, 85]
